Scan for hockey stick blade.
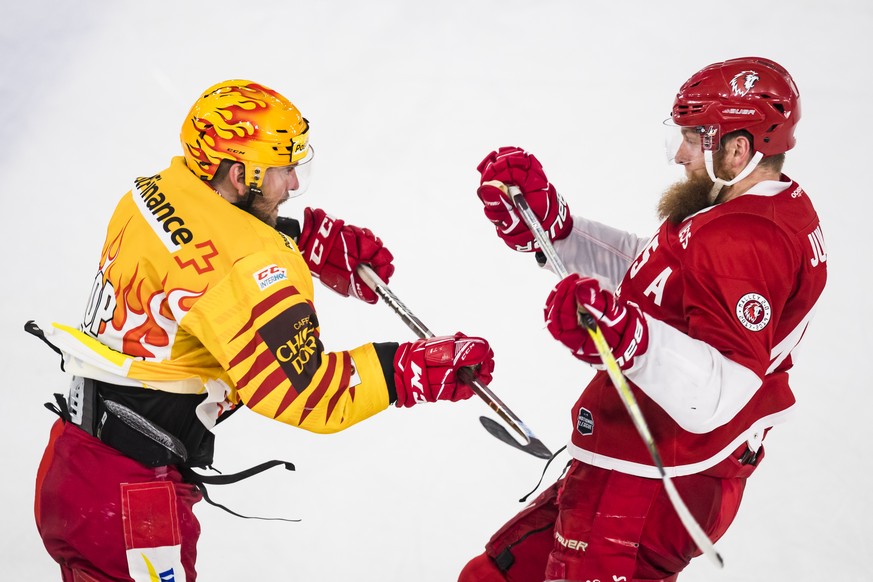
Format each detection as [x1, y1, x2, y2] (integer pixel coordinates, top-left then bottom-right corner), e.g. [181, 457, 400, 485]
[356, 264, 553, 460]
[479, 416, 553, 459]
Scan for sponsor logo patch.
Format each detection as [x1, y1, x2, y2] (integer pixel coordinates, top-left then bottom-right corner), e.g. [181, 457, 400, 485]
[736, 293, 771, 332]
[258, 303, 322, 392]
[254, 264, 288, 291]
[132, 174, 194, 249]
[576, 407, 594, 436]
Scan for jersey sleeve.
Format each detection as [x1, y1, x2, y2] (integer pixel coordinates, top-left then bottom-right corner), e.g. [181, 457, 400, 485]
[180, 250, 394, 434]
[553, 215, 649, 290]
[682, 213, 798, 374]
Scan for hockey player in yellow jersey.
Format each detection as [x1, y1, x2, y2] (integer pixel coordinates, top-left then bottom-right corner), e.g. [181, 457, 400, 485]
[30, 80, 495, 581]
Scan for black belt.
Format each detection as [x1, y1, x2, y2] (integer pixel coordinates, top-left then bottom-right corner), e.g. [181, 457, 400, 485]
[65, 377, 195, 467]
[45, 378, 299, 521]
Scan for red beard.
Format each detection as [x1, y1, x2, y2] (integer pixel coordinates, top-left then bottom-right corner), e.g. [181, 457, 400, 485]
[657, 151, 737, 224]
[656, 174, 715, 224]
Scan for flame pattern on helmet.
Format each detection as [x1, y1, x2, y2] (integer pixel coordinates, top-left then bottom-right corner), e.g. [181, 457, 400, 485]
[181, 80, 310, 189]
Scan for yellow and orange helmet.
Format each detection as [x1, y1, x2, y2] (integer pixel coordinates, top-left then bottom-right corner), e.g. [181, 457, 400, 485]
[181, 80, 311, 190]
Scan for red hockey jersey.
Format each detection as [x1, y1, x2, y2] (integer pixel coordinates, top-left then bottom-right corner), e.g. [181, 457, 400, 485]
[556, 177, 827, 477]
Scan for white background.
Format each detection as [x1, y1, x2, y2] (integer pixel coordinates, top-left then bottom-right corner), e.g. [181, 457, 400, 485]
[2, 1, 871, 580]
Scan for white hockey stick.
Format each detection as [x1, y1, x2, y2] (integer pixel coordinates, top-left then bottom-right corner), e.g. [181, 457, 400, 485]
[356, 264, 553, 460]
[508, 185, 724, 568]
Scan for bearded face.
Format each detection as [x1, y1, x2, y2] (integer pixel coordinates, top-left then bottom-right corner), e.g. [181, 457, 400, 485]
[657, 148, 734, 224]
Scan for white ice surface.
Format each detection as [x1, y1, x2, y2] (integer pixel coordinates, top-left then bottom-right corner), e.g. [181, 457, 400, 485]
[1, 1, 871, 580]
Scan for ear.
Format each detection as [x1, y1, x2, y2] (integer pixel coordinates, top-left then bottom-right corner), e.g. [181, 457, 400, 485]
[726, 135, 753, 171]
[227, 163, 249, 197]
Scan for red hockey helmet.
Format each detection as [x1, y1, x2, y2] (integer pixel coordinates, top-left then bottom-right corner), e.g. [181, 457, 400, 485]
[671, 57, 801, 156]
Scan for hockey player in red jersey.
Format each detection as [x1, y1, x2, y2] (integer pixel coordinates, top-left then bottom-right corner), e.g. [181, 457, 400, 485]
[459, 57, 827, 581]
[29, 80, 495, 581]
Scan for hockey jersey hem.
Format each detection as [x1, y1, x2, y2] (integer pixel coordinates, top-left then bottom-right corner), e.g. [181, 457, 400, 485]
[566, 407, 794, 478]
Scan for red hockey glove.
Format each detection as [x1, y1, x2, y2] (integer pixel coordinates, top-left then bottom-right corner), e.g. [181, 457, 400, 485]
[476, 146, 572, 252]
[544, 274, 648, 370]
[298, 208, 395, 304]
[393, 333, 495, 408]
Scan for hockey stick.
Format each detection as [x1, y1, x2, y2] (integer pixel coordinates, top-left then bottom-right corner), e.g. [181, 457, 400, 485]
[356, 264, 553, 460]
[508, 185, 725, 568]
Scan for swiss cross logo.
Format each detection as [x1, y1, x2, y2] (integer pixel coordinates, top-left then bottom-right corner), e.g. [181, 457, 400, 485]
[254, 264, 287, 291]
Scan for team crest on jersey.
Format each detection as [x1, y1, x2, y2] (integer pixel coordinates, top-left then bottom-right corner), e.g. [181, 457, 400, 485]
[576, 407, 594, 436]
[736, 293, 771, 331]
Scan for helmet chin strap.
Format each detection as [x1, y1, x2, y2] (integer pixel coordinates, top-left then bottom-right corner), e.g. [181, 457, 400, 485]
[704, 150, 763, 203]
[233, 186, 262, 211]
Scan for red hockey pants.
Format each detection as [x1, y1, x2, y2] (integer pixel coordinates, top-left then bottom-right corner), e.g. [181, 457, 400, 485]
[458, 459, 750, 582]
[35, 419, 202, 581]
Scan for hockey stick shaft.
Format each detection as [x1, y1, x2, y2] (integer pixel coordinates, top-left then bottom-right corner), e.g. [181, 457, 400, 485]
[356, 264, 552, 458]
[509, 186, 724, 568]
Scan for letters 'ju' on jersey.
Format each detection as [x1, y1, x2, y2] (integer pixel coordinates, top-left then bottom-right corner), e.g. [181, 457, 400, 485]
[45, 157, 394, 433]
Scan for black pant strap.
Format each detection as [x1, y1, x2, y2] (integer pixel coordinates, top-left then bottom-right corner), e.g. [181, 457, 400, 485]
[44, 393, 71, 423]
[519, 445, 568, 503]
[178, 461, 299, 522]
[25, 321, 65, 370]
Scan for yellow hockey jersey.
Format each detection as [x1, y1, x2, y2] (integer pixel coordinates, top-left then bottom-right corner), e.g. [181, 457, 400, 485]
[43, 157, 393, 433]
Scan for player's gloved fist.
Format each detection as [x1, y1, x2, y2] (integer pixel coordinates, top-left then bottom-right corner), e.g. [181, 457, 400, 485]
[476, 146, 572, 252]
[393, 333, 495, 408]
[544, 274, 648, 371]
[298, 207, 395, 304]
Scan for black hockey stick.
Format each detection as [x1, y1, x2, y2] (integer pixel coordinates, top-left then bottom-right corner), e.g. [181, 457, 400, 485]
[507, 185, 724, 568]
[356, 264, 553, 459]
